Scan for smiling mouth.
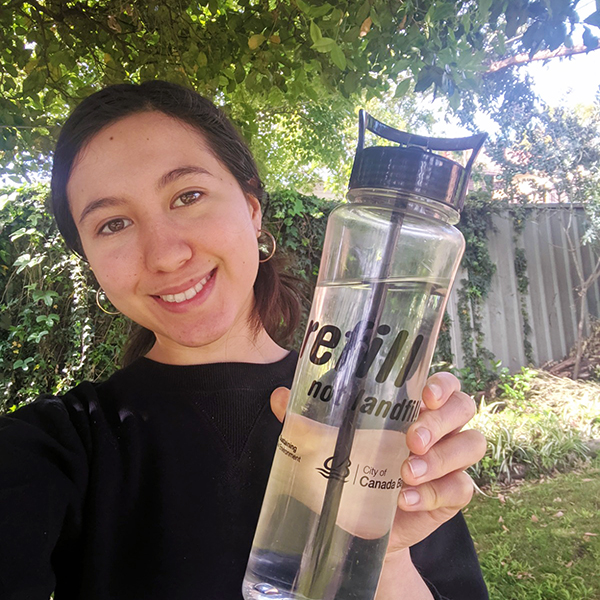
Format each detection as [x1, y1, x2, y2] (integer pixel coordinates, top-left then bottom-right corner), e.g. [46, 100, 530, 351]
[158, 270, 215, 304]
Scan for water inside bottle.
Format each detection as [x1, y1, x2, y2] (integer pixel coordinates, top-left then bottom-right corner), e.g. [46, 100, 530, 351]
[243, 278, 449, 600]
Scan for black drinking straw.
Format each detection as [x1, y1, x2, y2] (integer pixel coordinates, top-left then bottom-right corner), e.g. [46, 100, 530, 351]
[293, 112, 486, 599]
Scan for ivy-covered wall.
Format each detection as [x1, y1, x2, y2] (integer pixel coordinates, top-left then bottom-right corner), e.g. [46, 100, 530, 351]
[441, 201, 600, 388]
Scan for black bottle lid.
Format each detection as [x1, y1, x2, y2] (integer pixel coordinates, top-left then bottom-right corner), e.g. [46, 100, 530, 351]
[348, 111, 487, 211]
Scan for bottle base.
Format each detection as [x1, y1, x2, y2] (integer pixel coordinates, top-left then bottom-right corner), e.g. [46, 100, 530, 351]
[243, 578, 307, 600]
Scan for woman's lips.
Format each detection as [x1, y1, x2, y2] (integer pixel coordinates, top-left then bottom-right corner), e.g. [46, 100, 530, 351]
[159, 272, 212, 303]
[152, 269, 216, 310]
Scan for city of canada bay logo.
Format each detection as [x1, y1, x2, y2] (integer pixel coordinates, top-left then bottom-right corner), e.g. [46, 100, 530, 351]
[316, 455, 352, 482]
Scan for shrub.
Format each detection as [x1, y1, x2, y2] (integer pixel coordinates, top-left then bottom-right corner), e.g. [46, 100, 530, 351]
[468, 369, 600, 484]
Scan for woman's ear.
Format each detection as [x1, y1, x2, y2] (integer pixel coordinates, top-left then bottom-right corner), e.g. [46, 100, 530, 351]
[246, 193, 262, 230]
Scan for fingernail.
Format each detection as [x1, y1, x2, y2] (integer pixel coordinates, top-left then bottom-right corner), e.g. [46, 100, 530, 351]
[416, 427, 431, 448]
[428, 383, 442, 401]
[408, 457, 428, 478]
[402, 489, 420, 506]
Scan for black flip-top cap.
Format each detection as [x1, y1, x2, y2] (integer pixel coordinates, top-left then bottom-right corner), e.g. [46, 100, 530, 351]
[348, 111, 487, 211]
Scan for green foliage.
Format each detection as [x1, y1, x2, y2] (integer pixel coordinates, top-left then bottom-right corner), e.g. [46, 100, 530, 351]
[432, 311, 454, 370]
[513, 245, 534, 364]
[487, 101, 600, 247]
[509, 201, 535, 365]
[0, 185, 132, 411]
[0, 0, 590, 184]
[454, 190, 502, 391]
[264, 189, 334, 284]
[468, 369, 600, 484]
[496, 365, 537, 405]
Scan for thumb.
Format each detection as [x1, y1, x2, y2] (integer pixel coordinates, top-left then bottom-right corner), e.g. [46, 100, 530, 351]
[270, 387, 290, 423]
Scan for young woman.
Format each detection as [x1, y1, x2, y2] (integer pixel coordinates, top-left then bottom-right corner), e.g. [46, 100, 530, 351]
[0, 81, 488, 600]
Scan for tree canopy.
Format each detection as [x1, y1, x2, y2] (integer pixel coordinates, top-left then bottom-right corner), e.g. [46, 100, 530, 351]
[1, 0, 599, 186]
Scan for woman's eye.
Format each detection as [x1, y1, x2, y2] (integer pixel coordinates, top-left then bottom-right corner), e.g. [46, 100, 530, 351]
[173, 191, 203, 208]
[99, 218, 132, 235]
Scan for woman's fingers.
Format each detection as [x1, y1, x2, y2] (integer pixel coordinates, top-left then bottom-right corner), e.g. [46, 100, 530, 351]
[401, 428, 487, 487]
[398, 469, 476, 512]
[421, 371, 461, 410]
[406, 389, 477, 455]
[270, 386, 290, 423]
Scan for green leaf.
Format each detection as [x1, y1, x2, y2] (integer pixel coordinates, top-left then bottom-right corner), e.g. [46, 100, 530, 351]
[22, 68, 46, 98]
[13, 357, 34, 371]
[369, 7, 381, 28]
[9, 227, 35, 242]
[32, 290, 59, 306]
[296, 0, 311, 14]
[476, 0, 493, 19]
[429, 3, 457, 22]
[235, 64, 246, 83]
[330, 44, 347, 69]
[268, 86, 285, 104]
[27, 330, 49, 343]
[343, 71, 361, 94]
[448, 89, 461, 110]
[197, 52, 208, 67]
[311, 37, 336, 52]
[311, 4, 333, 19]
[0, 191, 17, 211]
[343, 25, 361, 42]
[414, 69, 437, 93]
[35, 314, 59, 327]
[394, 78, 411, 97]
[309, 20, 322, 44]
[304, 84, 319, 101]
[356, 0, 370, 24]
[13, 253, 31, 273]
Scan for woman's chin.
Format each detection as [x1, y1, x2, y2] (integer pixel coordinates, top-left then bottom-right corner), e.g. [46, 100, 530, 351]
[147, 322, 257, 364]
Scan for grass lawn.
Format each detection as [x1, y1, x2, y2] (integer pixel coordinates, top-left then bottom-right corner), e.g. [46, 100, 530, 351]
[465, 455, 600, 599]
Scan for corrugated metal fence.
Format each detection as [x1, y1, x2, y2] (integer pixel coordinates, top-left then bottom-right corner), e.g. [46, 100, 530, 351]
[446, 205, 600, 371]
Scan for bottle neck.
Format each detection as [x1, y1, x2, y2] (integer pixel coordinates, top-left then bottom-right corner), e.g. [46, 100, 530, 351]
[346, 188, 461, 225]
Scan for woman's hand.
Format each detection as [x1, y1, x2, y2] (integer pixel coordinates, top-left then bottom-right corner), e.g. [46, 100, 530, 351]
[270, 371, 485, 598]
[375, 371, 486, 599]
[386, 370, 486, 552]
[271, 372, 485, 551]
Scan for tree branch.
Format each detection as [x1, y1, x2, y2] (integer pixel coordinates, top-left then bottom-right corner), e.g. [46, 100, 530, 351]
[23, 0, 61, 21]
[563, 218, 585, 285]
[583, 253, 600, 291]
[487, 42, 600, 74]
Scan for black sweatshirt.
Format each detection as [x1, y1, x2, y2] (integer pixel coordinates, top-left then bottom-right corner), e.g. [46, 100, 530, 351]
[0, 351, 488, 600]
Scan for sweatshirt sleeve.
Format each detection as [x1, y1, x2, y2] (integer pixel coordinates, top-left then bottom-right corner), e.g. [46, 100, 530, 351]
[409, 512, 489, 600]
[0, 395, 90, 600]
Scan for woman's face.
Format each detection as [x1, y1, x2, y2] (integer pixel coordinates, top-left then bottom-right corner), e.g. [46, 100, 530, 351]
[67, 111, 264, 363]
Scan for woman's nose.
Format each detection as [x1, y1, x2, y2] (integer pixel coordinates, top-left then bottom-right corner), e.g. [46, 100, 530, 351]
[142, 221, 193, 273]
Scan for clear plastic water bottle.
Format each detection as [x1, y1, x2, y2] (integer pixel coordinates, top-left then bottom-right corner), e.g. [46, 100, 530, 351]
[243, 112, 486, 600]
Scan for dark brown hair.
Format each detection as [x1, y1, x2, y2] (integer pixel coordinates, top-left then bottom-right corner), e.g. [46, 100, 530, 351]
[50, 81, 305, 364]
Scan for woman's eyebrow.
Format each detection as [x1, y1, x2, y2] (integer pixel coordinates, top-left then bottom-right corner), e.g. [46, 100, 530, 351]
[157, 166, 212, 190]
[78, 197, 125, 225]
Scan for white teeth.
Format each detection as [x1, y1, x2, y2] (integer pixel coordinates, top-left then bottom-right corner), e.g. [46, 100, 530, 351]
[159, 272, 212, 303]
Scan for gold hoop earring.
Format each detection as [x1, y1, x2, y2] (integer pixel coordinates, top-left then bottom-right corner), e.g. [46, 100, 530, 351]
[95, 288, 120, 315]
[258, 229, 276, 263]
